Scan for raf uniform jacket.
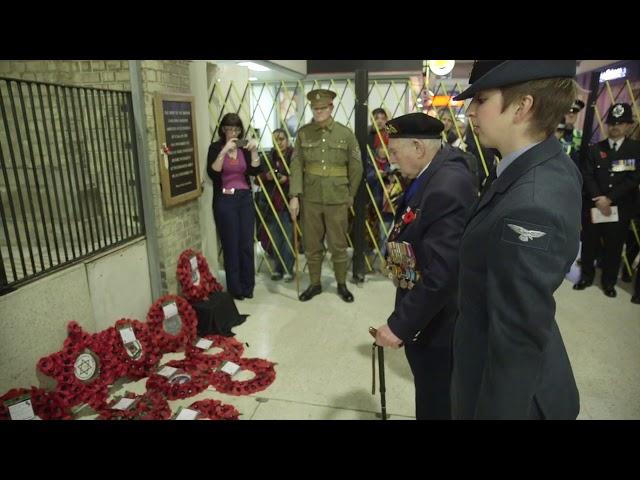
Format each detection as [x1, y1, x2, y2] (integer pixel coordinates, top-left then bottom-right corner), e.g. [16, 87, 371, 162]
[581, 138, 640, 221]
[451, 136, 582, 420]
[289, 118, 363, 204]
[386, 145, 476, 346]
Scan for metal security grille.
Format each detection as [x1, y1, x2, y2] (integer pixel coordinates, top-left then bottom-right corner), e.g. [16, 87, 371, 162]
[0, 77, 144, 290]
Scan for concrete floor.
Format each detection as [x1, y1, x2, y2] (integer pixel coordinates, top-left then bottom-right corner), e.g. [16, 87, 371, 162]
[81, 260, 639, 420]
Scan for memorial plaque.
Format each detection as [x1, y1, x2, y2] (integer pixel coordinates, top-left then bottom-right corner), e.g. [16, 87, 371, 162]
[154, 93, 202, 207]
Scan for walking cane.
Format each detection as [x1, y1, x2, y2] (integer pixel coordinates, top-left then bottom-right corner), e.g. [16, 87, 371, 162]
[293, 216, 300, 298]
[369, 327, 387, 420]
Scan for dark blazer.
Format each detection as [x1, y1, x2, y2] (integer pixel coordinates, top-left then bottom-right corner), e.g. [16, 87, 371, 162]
[582, 138, 640, 220]
[206, 140, 263, 202]
[387, 145, 476, 347]
[451, 136, 582, 420]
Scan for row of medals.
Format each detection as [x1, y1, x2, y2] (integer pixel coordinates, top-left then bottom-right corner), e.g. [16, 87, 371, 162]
[385, 240, 420, 289]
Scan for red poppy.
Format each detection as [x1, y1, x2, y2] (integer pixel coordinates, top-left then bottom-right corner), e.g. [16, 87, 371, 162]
[402, 209, 417, 225]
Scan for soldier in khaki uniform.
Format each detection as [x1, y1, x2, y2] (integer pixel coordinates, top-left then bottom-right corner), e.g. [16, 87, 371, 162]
[288, 89, 363, 302]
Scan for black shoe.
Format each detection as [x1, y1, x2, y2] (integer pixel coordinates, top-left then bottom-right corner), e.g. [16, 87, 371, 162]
[231, 294, 244, 301]
[631, 295, 640, 304]
[573, 279, 593, 290]
[271, 272, 283, 281]
[244, 292, 253, 299]
[337, 283, 354, 303]
[603, 287, 617, 298]
[299, 284, 322, 302]
[621, 271, 632, 283]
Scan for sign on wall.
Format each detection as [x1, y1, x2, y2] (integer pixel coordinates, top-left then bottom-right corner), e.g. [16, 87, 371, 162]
[154, 93, 202, 208]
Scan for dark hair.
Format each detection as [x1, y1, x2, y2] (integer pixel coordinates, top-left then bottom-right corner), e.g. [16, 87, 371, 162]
[272, 128, 287, 138]
[372, 108, 387, 117]
[217, 113, 245, 141]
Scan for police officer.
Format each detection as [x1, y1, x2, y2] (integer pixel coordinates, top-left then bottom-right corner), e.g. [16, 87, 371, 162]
[563, 99, 584, 159]
[574, 103, 640, 297]
[289, 89, 363, 302]
[373, 113, 475, 420]
[451, 60, 581, 419]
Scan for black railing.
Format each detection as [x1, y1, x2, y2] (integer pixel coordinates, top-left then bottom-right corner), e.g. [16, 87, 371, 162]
[0, 77, 144, 291]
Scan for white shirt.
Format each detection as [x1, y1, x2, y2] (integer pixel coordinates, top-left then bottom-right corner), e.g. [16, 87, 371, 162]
[609, 138, 624, 151]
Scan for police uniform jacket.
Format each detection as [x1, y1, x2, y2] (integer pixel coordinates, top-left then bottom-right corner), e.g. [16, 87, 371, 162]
[582, 138, 640, 220]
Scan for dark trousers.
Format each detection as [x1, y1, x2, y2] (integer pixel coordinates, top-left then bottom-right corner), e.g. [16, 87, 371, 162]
[214, 190, 255, 297]
[266, 210, 295, 275]
[404, 344, 452, 420]
[581, 211, 630, 288]
[622, 219, 640, 274]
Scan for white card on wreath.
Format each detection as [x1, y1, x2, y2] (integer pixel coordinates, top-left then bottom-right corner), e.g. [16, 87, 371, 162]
[158, 366, 178, 378]
[195, 338, 213, 350]
[162, 302, 178, 319]
[8, 399, 36, 420]
[118, 327, 137, 345]
[175, 408, 199, 420]
[112, 398, 136, 411]
[220, 361, 241, 376]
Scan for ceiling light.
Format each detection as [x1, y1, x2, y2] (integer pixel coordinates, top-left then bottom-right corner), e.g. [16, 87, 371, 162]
[237, 62, 270, 72]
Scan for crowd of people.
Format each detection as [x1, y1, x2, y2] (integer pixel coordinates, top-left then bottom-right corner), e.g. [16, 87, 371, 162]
[205, 61, 639, 420]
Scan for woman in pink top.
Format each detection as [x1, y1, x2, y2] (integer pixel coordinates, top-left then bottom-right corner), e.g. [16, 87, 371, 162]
[207, 113, 262, 300]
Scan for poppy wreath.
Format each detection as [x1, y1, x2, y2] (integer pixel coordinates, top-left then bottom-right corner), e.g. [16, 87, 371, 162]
[146, 295, 197, 354]
[176, 249, 224, 302]
[97, 390, 171, 420]
[188, 399, 240, 420]
[107, 319, 162, 380]
[0, 387, 72, 420]
[210, 358, 276, 396]
[145, 359, 210, 401]
[184, 335, 245, 369]
[36, 321, 117, 410]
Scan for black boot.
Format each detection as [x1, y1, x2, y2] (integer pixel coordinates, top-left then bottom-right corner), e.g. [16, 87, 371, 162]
[573, 278, 593, 290]
[603, 286, 617, 298]
[337, 283, 354, 303]
[299, 284, 322, 302]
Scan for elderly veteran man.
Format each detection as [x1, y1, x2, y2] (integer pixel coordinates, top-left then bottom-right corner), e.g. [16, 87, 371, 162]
[373, 112, 475, 420]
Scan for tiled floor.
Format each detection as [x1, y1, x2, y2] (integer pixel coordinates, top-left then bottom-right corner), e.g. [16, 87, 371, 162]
[79, 260, 639, 420]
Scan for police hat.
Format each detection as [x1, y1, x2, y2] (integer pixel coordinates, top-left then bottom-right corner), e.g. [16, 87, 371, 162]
[385, 112, 444, 139]
[453, 60, 577, 101]
[569, 99, 585, 113]
[307, 89, 336, 108]
[605, 102, 634, 125]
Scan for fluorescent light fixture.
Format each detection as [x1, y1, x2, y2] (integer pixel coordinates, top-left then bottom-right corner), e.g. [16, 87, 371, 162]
[249, 77, 258, 81]
[237, 62, 270, 72]
[599, 67, 627, 83]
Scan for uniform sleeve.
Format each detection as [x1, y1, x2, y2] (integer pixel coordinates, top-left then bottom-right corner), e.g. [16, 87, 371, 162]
[582, 145, 601, 199]
[347, 132, 363, 198]
[206, 142, 222, 182]
[289, 133, 304, 197]
[474, 205, 566, 419]
[387, 165, 475, 341]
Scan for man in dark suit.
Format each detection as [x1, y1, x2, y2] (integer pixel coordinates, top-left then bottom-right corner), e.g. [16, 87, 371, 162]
[451, 60, 582, 420]
[373, 113, 476, 420]
[573, 102, 640, 297]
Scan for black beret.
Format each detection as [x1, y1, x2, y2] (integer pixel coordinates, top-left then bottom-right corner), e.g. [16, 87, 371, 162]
[385, 112, 444, 139]
[454, 60, 576, 101]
